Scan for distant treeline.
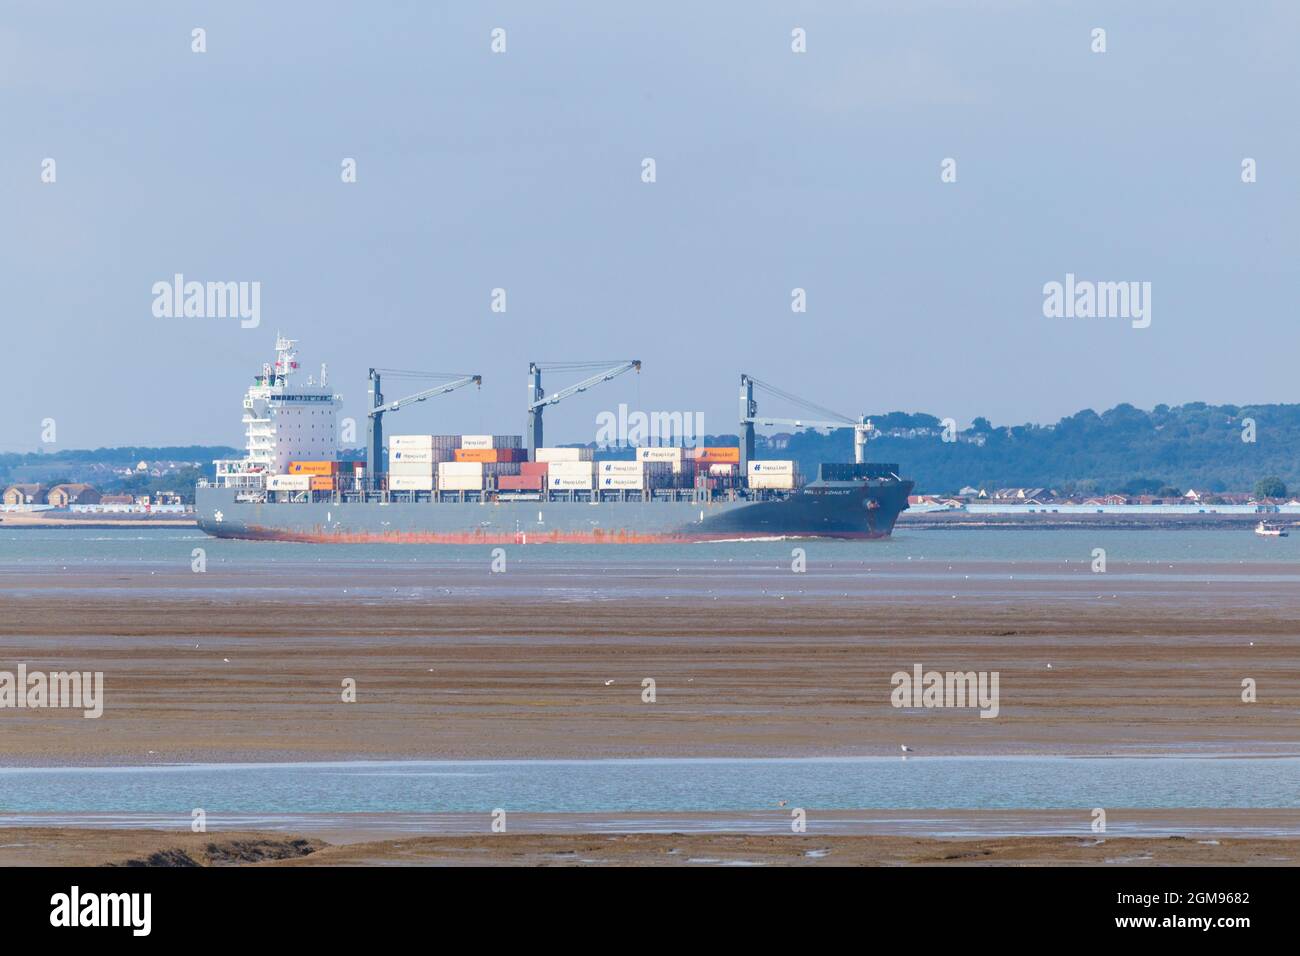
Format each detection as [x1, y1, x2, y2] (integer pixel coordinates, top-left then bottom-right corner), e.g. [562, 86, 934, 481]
[0, 446, 239, 467]
[5, 402, 1297, 496]
[771, 403, 1298, 495]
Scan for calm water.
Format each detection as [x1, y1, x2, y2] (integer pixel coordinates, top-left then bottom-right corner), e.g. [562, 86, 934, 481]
[2, 526, 1298, 569]
[0, 757, 1294, 814]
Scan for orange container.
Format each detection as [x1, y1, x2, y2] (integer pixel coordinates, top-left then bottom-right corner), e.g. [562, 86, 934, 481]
[288, 461, 337, 475]
[309, 476, 334, 491]
[454, 448, 499, 462]
[695, 447, 740, 463]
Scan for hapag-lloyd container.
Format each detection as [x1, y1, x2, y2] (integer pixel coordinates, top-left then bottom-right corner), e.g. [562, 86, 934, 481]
[389, 447, 448, 464]
[598, 461, 642, 476]
[268, 474, 312, 490]
[390, 475, 435, 491]
[536, 447, 594, 463]
[287, 461, 336, 475]
[521, 461, 549, 477]
[498, 475, 544, 492]
[548, 460, 597, 477]
[389, 435, 435, 448]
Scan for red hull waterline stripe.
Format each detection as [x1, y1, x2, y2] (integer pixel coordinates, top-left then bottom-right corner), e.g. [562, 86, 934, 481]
[214, 525, 892, 544]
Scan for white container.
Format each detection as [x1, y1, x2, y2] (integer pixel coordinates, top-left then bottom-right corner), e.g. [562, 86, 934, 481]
[388, 447, 441, 464]
[389, 461, 435, 476]
[549, 475, 594, 490]
[748, 460, 795, 475]
[637, 447, 682, 473]
[598, 461, 642, 476]
[389, 434, 435, 448]
[708, 464, 736, 476]
[637, 447, 681, 462]
[389, 475, 435, 491]
[267, 474, 311, 491]
[600, 474, 643, 489]
[438, 461, 484, 478]
[548, 460, 597, 477]
[536, 447, 594, 463]
[749, 474, 796, 490]
[460, 435, 493, 450]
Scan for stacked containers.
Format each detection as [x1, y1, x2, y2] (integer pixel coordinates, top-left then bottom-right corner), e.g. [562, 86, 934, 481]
[549, 460, 596, 490]
[747, 460, 797, 490]
[437, 461, 483, 491]
[388, 435, 437, 491]
[598, 460, 642, 490]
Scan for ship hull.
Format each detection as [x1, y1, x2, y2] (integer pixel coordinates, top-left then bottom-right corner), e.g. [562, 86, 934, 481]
[195, 480, 912, 544]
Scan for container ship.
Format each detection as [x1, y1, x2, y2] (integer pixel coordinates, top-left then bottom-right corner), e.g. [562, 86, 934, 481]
[195, 337, 913, 543]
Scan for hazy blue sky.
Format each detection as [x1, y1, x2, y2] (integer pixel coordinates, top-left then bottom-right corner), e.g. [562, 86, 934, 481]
[3, 1, 1297, 450]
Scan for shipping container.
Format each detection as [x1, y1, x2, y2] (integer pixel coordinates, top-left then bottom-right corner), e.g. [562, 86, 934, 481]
[454, 447, 528, 463]
[389, 435, 435, 448]
[498, 475, 544, 492]
[520, 461, 549, 477]
[695, 447, 740, 463]
[389, 447, 449, 465]
[548, 460, 597, 477]
[748, 460, 795, 474]
[535, 447, 594, 463]
[389, 461, 435, 477]
[637, 447, 683, 473]
[600, 474, 644, 489]
[459, 435, 492, 450]
[287, 461, 336, 476]
[309, 476, 334, 491]
[549, 475, 594, 490]
[438, 461, 484, 477]
[598, 461, 643, 476]
[390, 475, 435, 492]
[708, 463, 736, 476]
[268, 474, 312, 490]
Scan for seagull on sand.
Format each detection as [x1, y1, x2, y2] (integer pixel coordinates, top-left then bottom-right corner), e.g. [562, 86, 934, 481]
[604, 679, 615, 686]
[900, 744, 914, 753]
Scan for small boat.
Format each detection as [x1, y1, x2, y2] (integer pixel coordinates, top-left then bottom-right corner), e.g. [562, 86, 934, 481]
[1255, 520, 1288, 537]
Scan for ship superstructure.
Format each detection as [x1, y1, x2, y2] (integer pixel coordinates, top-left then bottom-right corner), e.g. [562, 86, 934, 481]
[213, 335, 342, 490]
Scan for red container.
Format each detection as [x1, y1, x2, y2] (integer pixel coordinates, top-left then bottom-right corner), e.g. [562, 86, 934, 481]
[520, 461, 549, 477]
[498, 475, 543, 491]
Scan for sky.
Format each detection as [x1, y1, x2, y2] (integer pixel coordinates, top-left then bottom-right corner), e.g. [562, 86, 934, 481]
[2, 1, 1297, 451]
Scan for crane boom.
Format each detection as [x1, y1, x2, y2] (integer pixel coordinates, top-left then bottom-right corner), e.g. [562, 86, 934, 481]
[527, 360, 640, 455]
[367, 368, 482, 479]
[738, 373, 872, 471]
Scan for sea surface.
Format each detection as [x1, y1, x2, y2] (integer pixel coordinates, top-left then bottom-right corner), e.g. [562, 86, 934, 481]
[3, 526, 1299, 569]
[0, 757, 1295, 815]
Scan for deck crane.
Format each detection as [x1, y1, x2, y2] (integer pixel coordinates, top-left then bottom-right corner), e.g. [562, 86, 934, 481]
[739, 373, 872, 473]
[527, 360, 641, 456]
[367, 368, 482, 480]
